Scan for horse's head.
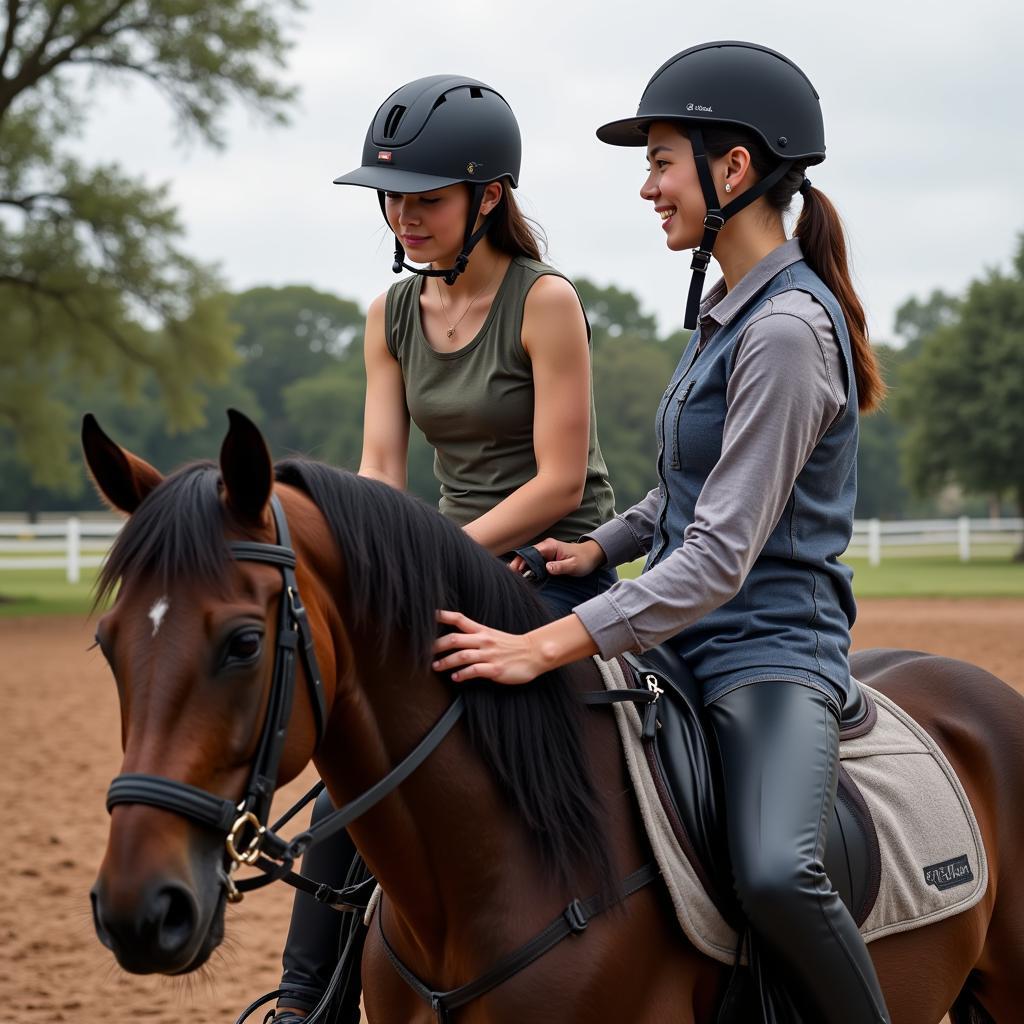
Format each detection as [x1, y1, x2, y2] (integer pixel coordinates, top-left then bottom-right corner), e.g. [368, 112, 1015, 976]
[85, 410, 339, 974]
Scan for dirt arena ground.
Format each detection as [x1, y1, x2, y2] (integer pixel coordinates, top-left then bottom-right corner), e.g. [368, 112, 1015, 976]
[3, 600, 1022, 1024]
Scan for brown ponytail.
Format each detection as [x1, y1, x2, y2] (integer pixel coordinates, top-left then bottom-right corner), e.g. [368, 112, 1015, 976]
[795, 187, 885, 411]
[698, 125, 886, 413]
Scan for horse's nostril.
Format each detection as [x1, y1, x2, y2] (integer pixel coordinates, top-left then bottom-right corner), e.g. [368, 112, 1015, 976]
[154, 881, 198, 956]
[90, 886, 114, 950]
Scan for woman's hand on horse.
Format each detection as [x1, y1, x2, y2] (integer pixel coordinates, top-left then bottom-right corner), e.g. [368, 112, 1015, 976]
[508, 538, 606, 578]
[433, 610, 546, 685]
[433, 610, 599, 685]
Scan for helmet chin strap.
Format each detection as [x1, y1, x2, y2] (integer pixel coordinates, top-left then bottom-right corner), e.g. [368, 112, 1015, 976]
[683, 127, 793, 330]
[378, 185, 494, 287]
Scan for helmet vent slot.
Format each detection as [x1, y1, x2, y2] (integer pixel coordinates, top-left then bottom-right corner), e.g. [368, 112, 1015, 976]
[383, 104, 407, 139]
[431, 95, 447, 110]
[469, 87, 483, 99]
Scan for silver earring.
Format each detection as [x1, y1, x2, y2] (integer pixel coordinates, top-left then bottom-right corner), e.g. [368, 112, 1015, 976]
[724, 182, 733, 193]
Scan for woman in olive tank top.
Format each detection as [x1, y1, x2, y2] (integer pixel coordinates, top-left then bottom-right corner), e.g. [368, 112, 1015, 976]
[245, 76, 616, 1024]
[346, 83, 616, 615]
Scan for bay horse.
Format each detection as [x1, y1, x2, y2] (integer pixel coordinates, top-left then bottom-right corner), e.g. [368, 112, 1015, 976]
[86, 410, 1024, 1023]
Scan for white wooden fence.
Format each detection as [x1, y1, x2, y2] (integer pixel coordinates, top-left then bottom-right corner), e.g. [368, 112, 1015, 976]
[0, 516, 1021, 582]
[846, 517, 1023, 567]
[0, 519, 123, 583]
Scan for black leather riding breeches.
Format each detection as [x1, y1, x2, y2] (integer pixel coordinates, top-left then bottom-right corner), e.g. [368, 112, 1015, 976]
[705, 679, 890, 1024]
[278, 788, 364, 1020]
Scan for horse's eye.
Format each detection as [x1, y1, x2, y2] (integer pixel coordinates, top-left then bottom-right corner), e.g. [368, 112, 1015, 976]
[223, 629, 263, 667]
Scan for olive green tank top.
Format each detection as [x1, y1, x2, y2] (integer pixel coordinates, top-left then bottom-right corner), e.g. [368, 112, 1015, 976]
[384, 256, 615, 545]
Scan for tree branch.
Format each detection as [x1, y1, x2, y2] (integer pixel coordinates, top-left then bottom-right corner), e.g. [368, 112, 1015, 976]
[35, 0, 134, 75]
[5, 0, 133, 103]
[0, 271, 152, 367]
[0, 190, 72, 212]
[26, 0, 74, 65]
[0, 270, 75, 300]
[0, 0, 23, 79]
[65, 51, 197, 124]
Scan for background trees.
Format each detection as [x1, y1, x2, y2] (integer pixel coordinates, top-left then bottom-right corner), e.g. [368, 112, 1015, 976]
[0, 0, 301, 496]
[894, 238, 1024, 554]
[577, 278, 681, 508]
[6, 259, 1023, 540]
[2, 5, 1021, 535]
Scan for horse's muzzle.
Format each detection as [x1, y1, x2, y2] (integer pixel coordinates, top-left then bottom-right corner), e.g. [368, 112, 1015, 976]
[91, 874, 223, 974]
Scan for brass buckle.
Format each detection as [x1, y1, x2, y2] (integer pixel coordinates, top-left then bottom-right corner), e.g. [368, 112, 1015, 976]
[226, 810, 266, 866]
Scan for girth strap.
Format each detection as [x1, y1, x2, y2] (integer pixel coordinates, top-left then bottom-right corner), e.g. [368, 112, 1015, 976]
[377, 861, 660, 1021]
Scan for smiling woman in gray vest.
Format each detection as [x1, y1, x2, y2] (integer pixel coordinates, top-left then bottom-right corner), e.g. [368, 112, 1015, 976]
[252, 75, 615, 1024]
[433, 42, 891, 1023]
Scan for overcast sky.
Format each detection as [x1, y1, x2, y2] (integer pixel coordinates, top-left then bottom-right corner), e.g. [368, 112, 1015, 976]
[74, 0, 1024, 342]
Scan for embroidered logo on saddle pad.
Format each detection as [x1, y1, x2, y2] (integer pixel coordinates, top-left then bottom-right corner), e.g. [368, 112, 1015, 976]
[924, 855, 974, 891]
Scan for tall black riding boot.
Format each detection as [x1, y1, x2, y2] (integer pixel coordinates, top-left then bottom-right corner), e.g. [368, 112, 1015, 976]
[705, 679, 890, 1024]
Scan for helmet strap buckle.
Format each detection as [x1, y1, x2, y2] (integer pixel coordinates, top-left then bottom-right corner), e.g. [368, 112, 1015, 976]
[690, 249, 713, 274]
[702, 211, 725, 233]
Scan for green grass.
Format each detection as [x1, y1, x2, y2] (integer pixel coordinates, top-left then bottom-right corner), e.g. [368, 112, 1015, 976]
[0, 567, 105, 618]
[1, 552, 1021, 619]
[843, 555, 1024, 598]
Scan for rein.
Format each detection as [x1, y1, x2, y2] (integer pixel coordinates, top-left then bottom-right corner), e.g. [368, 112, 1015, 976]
[104, 497, 661, 1020]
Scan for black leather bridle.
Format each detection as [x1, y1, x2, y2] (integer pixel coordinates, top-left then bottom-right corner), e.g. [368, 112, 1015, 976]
[104, 495, 659, 1022]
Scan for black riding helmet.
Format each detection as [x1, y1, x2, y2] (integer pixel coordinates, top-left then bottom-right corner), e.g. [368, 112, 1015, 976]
[597, 41, 826, 329]
[334, 75, 522, 286]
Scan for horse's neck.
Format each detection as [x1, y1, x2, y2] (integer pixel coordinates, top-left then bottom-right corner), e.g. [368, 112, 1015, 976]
[316, 656, 570, 970]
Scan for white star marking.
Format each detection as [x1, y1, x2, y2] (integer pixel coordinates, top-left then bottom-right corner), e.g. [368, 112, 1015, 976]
[148, 596, 170, 637]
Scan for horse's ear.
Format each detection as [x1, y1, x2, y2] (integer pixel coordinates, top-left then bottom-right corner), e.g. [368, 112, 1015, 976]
[219, 408, 273, 529]
[81, 414, 163, 514]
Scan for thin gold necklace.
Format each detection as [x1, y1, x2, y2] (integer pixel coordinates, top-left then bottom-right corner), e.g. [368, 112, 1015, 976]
[435, 261, 501, 341]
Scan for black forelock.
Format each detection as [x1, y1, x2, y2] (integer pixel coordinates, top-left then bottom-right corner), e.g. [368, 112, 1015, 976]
[96, 462, 229, 604]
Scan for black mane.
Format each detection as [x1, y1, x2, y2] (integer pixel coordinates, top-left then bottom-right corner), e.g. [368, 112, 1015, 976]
[275, 459, 614, 894]
[96, 462, 228, 603]
[98, 457, 614, 893]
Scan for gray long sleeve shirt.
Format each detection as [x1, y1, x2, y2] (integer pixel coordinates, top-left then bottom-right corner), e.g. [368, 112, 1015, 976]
[573, 239, 849, 660]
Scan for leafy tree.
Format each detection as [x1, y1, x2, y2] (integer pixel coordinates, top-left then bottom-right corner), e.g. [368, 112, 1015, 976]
[856, 291, 968, 520]
[575, 278, 661, 347]
[895, 237, 1024, 555]
[0, 0, 302, 488]
[574, 278, 686, 509]
[592, 333, 678, 509]
[893, 289, 959, 357]
[285, 361, 439, 503]
[855, 343, 913, 518]
[0, 365, 261, 512]
[229, 285, 364, 454]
